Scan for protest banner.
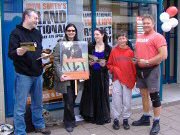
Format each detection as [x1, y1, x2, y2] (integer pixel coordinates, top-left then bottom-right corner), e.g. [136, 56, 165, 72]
[60, 41, 89, 80]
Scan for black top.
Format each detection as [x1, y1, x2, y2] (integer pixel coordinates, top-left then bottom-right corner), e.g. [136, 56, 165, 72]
[127, 40, 134, 51]
[8, 25, 43, 76]
[88, 42, 112, 70]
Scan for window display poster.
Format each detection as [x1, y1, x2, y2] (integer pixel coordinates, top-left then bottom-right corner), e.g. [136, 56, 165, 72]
[136, 16, 144, 37]
[23, 0, 67, 50]
[83, 11, 112, 46]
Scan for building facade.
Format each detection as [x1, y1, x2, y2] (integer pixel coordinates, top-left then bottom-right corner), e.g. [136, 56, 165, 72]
[0, 0, 179, 122]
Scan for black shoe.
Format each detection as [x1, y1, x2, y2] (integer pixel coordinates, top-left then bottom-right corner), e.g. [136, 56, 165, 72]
[72, 121, 77, 127]
[150, 120, 160, 135]
[35, 128, 51, 135]
[112, 119, 120, 130]
[105, 119, 111, 123]
[65, 126, 73, 132]
[132, 115, 151, 126]
[123, 119, 130, 130]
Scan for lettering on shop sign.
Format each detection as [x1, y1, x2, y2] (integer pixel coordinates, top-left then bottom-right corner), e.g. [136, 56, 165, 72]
[25, 2, 66, 11]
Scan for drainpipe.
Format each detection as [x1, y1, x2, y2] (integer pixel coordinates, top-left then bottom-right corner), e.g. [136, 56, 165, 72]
[157, 0, 164, 100]
[91, 0, 96, 42]
[0, 0, 5, 123]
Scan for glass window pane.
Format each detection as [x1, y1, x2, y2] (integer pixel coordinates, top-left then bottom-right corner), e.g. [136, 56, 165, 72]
[83, 0, 92, 42]
[97, 1, 157, 47]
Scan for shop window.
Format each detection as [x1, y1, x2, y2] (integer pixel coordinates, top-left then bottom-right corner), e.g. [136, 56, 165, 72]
[22, 0, 91, 106]
[96, 0, 157, 46]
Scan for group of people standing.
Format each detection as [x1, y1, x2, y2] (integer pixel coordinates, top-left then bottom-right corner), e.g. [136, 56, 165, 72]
[8, 8, 167, 135]
[53, 14, 167, 135]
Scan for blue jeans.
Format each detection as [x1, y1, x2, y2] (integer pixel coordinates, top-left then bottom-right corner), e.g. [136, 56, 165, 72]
[14, 73, 45, 135]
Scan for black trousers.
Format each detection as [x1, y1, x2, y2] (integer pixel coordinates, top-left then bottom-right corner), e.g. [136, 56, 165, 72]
[63, 86, 75, 127]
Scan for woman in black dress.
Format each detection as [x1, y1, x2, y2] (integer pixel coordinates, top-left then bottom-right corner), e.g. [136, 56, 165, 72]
[80, 28, 111, 125]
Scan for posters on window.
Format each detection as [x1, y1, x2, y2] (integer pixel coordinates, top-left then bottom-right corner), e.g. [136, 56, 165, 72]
[136, 16, 144, 37]
[23, 0, 67, 50]
[83, 11, 112, 46]
[60, 41, 89, 80]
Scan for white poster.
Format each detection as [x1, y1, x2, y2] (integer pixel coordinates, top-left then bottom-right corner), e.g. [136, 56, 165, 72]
[136, 16, 144, 37]
[23, 1, 67, 50]
[83, 11, 112, 46]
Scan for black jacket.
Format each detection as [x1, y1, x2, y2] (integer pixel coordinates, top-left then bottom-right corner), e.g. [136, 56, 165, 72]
[8, 25, 43, 76]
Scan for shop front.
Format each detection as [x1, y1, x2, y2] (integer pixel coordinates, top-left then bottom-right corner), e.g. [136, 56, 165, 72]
[1, 0, 178, 119]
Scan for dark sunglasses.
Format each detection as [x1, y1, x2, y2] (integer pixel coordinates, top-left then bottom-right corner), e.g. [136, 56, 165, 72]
[67, 30, 75, 32]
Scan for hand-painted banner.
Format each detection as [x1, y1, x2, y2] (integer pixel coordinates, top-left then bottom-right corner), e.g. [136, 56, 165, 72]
[60, 41, 89, 80]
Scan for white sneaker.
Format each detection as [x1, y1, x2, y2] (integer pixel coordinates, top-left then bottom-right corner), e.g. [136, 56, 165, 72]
[0, 124, 14, 135]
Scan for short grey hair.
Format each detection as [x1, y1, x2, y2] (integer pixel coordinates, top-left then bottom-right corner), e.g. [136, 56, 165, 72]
[22, 8, 38, 22]
[142, 14, 155, 23]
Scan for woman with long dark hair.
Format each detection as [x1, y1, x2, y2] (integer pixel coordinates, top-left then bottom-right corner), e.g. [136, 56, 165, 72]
[80, 28, 111, 125]
[53, 23, 78, 132]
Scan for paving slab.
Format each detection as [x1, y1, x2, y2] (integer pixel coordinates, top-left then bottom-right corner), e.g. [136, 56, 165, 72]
[29, 103, 180, 135]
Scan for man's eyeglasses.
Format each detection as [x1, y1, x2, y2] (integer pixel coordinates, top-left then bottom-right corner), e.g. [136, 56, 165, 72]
[67, 30, 75, 32]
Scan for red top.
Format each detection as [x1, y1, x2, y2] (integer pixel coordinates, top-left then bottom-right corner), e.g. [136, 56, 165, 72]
[107, 46, 136, 89]
[135, 32, 167, 67]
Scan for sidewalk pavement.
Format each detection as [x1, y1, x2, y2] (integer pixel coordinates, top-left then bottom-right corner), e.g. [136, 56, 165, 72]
[28, 103, 180, 135]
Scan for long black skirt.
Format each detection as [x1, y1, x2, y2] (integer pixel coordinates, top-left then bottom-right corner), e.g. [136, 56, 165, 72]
[80, 69, 110, 125]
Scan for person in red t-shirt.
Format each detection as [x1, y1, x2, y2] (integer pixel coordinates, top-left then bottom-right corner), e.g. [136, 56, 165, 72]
[107, 30, 136, 130]
[132, 14, 167, 135]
